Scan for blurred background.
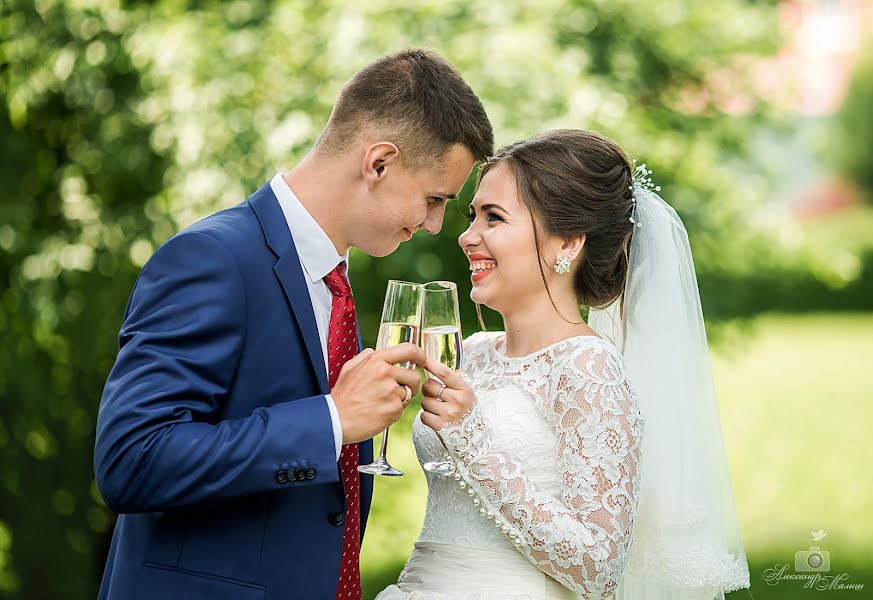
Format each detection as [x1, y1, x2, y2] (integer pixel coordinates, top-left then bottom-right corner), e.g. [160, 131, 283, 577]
[1, 0, 872, 598]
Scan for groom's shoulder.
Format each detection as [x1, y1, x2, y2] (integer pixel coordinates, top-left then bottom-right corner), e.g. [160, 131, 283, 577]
[184, 201, 258, 241]
[138, 202, 266, 281]
[164, 201, 260, 255]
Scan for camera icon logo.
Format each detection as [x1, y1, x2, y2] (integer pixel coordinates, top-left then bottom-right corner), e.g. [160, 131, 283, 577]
[795, 545, 830, 572]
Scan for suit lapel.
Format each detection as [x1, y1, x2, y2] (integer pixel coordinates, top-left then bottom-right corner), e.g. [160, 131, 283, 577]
[274, 254, 330, 393]
[249, 182, 329, 394]
[250, 182, 374, 521]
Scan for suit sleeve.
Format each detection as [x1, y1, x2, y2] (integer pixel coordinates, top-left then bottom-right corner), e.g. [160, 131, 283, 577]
[94, 230, 339, 514]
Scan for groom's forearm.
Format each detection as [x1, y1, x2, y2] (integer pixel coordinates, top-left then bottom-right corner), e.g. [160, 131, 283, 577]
[94, 392, 339, 514]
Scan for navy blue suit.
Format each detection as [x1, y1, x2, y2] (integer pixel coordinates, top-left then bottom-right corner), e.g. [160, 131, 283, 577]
[94, 182, 373, 599]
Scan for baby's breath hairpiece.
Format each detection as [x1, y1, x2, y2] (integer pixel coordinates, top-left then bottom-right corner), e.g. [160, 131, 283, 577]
[628, 159, 661, 228]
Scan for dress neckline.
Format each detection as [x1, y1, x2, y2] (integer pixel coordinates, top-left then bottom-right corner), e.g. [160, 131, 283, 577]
[483, 331, 610, 364]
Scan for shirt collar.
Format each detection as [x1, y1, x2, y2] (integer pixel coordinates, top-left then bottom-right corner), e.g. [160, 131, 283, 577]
[270, 173, 348, 284]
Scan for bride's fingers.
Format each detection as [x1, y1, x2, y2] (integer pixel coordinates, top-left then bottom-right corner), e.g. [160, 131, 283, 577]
[421, 395, 450, 417]
[421, 377, 449, 399]
[424, 359, 464, 390]
[419, 409, 445, 432]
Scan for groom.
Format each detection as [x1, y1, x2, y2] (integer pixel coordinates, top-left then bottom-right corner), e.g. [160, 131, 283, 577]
[94, 48, 493, 600]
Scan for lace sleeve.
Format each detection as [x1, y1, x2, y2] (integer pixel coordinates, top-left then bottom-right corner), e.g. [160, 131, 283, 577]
[440, 342, 644, 597]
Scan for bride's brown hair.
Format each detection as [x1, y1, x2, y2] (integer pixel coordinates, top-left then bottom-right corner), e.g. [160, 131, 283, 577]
[476, 130, 636, 326]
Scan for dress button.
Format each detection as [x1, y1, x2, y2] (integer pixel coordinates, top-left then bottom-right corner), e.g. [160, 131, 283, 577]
[328, 510, 345, 526]
[276, 470, 288, 484]
[294, 468, 307, 481]
[305, 467, 316, 480]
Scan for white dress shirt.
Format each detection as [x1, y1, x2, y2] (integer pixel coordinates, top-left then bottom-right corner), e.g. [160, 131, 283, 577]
[270, 173, 346, 461]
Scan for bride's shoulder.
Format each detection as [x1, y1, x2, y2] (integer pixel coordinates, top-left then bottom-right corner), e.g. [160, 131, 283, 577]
[554, 334, 628, 375]
[549, 335, 639, 411]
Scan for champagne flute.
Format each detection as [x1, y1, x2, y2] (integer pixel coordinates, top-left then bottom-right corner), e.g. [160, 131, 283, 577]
[358, 280, 422, 477]
[420, 281, 463, 476]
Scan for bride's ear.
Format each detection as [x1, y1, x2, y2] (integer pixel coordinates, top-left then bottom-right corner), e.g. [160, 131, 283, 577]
[560, 235, 586, 262]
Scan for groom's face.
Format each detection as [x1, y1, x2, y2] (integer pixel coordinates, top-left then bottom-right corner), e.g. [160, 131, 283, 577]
[356, 143, 475, 257]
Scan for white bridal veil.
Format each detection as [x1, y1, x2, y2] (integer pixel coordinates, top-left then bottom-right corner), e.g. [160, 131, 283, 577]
[588, 175, 751, 600]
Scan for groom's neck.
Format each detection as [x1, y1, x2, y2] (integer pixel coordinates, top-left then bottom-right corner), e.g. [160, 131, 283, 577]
[284, 154, 354, 255]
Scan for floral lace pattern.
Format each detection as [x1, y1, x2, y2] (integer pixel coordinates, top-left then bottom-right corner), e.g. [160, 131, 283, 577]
[437, 332, 644, 598]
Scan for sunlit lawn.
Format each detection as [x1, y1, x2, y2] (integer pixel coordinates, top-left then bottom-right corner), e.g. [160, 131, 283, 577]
[360, 312, 873, 599]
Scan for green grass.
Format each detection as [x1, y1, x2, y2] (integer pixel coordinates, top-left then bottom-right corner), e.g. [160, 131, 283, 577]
[361, 313, 873, 599]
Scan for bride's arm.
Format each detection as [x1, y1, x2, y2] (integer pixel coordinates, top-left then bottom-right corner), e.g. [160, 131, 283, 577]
[438, 344, 644, 597]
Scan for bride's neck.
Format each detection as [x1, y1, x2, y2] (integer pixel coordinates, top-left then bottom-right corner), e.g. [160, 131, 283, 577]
[499, 293, 593, 358]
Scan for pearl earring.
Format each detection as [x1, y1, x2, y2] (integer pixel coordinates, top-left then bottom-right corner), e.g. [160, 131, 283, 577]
[554, 255, 572, 274]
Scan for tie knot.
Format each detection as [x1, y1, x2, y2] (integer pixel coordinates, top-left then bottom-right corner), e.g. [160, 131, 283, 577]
[324, 262, 352, 297]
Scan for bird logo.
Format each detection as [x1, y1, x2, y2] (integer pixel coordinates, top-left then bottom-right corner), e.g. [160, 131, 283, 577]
[811, 529, 827, 542]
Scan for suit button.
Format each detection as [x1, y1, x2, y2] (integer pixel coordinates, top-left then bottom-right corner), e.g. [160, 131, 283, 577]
[286, 469, 297, 482]
[328, 511, 345, 526]
[276, 470, 288, 484]
[294, 468, 307, 481]
[305, 468, 316, 480]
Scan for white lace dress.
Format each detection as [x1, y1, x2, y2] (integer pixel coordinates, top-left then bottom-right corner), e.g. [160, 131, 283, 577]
[376, 331, 645, 600]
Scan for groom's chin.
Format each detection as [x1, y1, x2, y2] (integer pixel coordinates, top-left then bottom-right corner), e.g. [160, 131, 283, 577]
[359, 240, 402, 258]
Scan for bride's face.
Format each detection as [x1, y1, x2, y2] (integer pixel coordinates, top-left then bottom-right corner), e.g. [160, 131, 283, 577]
[458, 162, 557, 312]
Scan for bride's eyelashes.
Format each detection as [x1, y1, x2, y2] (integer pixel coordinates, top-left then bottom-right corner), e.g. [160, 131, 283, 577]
[466, 209, 504, 223]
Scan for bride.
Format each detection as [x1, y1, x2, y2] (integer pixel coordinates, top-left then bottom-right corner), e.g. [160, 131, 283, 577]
[377, 130, 750, 599]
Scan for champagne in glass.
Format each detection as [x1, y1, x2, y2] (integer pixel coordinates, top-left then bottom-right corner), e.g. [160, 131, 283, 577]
[421, 325, 462, 371]
[420, 281, 463, 476]
[377, 322, 420, 368]
[358, 280, 422, 477]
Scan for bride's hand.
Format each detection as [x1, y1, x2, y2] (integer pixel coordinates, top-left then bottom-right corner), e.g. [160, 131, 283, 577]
[419, 358, 476, 432]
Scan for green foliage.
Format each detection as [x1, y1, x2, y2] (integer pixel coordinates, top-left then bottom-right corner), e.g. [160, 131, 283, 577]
[832, 42, 873, 204]
[1, 2, 168, 597]
[0, 0, 795, 597]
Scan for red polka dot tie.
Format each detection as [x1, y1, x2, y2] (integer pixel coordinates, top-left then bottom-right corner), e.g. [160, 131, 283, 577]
[323, 262, 362, 600]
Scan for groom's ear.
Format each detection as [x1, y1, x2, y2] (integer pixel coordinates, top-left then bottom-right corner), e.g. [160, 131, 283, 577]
[362, 142, 400, 185]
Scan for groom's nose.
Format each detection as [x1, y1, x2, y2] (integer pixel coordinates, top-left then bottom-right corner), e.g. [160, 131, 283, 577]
[420, 204, 447, 235]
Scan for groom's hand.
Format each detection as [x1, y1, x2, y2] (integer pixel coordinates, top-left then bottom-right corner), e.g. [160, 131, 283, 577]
[331, 343, 427, 444]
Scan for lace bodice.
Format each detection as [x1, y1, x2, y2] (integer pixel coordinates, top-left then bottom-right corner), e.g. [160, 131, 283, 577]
[411, 332, 644, 599]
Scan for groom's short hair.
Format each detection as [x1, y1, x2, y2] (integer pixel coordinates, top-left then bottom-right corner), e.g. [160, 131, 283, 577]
[317, 48, 493, 166]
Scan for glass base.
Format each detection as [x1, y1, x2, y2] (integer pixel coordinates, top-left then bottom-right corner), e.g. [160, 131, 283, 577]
[422, 460, 456, 477]
[358, 458, 403, 477]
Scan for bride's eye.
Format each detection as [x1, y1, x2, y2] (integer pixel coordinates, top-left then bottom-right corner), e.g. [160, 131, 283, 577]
[466, 210, 476, 222]
[486, 212, 503, 223]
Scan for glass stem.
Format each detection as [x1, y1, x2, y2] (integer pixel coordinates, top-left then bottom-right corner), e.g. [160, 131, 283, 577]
[378, 426, 390, 460]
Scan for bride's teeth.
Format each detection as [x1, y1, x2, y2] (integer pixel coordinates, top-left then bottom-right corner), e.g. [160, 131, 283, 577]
[470, 261, 496, 273]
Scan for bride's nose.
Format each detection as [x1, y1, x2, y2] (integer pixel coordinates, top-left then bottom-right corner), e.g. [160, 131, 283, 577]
[458, 224, 478, 251]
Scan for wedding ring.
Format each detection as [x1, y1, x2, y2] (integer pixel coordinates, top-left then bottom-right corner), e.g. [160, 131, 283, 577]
[437, 383, 447, 400]
[403, 385, 412, 402]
